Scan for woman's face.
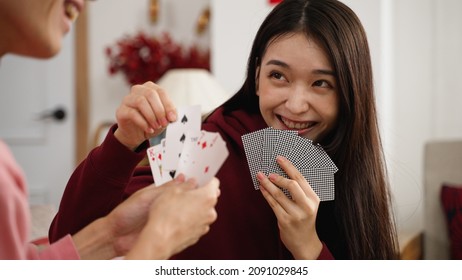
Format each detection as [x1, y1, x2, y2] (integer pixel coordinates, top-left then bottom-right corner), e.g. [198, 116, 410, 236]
[256, 32, 339, 143]
[0, 0, 84, 58]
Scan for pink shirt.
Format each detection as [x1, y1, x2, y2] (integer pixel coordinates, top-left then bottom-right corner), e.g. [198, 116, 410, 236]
[0, 140, 79, 259]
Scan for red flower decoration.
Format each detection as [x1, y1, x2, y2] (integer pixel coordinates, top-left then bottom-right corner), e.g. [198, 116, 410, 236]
[106, 32, 210, 85]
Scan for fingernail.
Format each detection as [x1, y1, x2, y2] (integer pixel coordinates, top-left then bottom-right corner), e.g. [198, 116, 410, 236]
[160, 118, 169, 127]
[152, 121, 161, 129]
[268, 173, 278, 181]
[276, 156, 286, 163]
[175, 173, 185, 182]
[167, 111, 177, 122]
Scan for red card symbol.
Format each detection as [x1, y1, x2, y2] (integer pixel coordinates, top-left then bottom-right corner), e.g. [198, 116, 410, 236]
[201, 141, 207, 149]
[157, 153, 162, 160]
[204, 166, 209, 174]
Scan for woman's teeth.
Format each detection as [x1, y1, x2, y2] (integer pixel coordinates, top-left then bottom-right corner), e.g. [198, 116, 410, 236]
[65, 3, 79, 21]
[281, 117, 312, 130]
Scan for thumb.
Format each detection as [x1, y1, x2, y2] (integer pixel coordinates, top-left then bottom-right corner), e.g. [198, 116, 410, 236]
[199, 177, 220, 196]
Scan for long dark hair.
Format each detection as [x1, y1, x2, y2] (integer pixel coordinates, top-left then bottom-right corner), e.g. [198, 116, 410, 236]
[223, 0, 398, 259]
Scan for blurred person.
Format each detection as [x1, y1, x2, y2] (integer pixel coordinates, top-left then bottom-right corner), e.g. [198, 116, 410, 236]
[0, 0, 220, 260]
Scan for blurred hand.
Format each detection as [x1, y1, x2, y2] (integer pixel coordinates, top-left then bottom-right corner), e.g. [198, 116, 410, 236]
[257, 156, 322, 259]
[114, 81, 177, 150]
[104, 176, 185, 256]
[123, 176, 220, 259]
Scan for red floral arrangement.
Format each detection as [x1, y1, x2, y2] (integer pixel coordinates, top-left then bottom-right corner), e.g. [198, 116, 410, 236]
[106, 32, 210, 85]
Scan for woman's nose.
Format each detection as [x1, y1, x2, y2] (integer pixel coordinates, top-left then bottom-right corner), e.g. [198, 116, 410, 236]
[285, 86, 310, 114]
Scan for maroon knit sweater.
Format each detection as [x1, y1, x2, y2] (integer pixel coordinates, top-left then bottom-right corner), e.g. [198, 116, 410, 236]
[49, 107, 337, 259]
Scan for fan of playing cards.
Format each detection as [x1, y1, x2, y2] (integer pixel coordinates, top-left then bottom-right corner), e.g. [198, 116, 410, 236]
[147, 105, 229, 187]
[242, 127, 338, 201]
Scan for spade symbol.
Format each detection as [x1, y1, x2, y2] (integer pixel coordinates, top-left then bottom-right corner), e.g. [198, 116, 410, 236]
[181, 115, 188, 124]
[179, 133, 186, 143]
[169, 170, 176, 178]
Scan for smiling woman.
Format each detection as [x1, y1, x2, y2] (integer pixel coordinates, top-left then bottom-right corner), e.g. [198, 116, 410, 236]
[0, 0, 84, 58]
[256, 33, 338, 143]
[50, 0, 398, 260]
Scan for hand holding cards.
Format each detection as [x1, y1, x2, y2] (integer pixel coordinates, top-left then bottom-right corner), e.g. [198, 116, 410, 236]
[147, 105, 229, 187]
[242, 127, 338, 201]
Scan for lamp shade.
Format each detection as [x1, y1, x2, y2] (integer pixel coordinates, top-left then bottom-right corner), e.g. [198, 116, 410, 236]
[156, 68, 230, 114]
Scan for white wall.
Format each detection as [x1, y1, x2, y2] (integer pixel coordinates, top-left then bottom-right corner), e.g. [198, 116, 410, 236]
[87, 0, 210, 144]
[384, 0, 462, 245]
[434, 0, 462, 138]
[388, 0, 435, 244]
[211, 0, 273, 95]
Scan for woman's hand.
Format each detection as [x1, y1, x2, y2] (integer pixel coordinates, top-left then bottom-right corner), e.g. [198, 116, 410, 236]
[257, 156, 322, 259]
[71, 176, 185, 260]
[104, 176, 188, 257]
[73, 175, 220, 260]
[114, 81, 177, 150]
[123, 176, 220, 259]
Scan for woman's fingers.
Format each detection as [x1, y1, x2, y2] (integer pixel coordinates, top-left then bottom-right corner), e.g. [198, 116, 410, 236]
[257, 172, 292, 216]
[124, 82, 176, 132]
[114, 81, 178, 149]
[141, 82, 176, 128]
[151, 83, 177, 123]
[276, 156, 319, 200]
[257, 156, 320, 216]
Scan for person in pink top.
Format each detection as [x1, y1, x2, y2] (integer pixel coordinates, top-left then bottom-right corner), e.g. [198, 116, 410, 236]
[0, 0, 220, 260]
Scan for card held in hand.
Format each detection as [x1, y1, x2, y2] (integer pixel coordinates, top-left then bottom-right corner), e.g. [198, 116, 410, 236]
[242, 128, 338, 201]
[177, 131, 229, 186]
[163, 105, 202, 171]
[147, 105, 229, 187]
[242, 128, 266, 190]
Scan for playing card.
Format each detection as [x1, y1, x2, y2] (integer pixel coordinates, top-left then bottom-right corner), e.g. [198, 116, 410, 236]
[147, 144, 164, 186]
[197, 130, 222, 151]
[163, 105, 202, 170]
[147, 139, 176, 186]
[147, 105, 229, 188]
[242, 127, 338, 201]
[194, 133, 228, 186]
[175, 131, 202, 178]
[160, 138, 176, 182]
[177, 131, 228, 186]
[287, 138, 338, 173]
[298, 167, 335, 201]
[242, 128, 266, 190]
[263, 128, 299, 176]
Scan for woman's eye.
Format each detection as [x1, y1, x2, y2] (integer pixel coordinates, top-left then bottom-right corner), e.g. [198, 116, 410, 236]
[313, 80, 331, 88]
[269, 71, 285, 81]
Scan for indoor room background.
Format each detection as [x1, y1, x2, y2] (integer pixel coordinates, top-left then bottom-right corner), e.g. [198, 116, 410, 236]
[1, 0, 461, 258]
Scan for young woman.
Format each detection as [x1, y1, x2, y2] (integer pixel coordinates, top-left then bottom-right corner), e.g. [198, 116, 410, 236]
[50, 0, 398, 259]
[0, 0, 220, 260]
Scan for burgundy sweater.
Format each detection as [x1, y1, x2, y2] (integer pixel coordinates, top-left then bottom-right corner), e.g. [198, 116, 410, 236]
[49, 108, 339, 259]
